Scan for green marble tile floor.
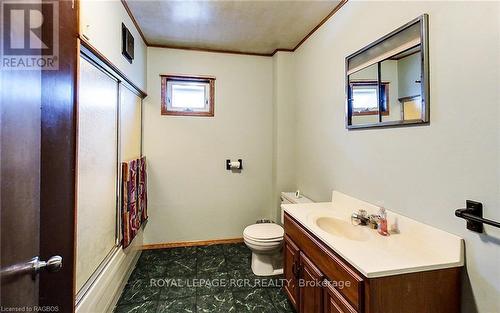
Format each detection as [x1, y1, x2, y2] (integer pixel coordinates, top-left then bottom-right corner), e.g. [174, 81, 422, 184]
[113, 243, 295, 313]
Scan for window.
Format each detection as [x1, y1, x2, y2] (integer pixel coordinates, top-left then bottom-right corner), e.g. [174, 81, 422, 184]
[349, 81, 389, 116]
[161, 75, 215, 116]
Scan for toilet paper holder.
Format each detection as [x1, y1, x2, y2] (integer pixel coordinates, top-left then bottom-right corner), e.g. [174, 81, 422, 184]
[226, 159, 243, 170]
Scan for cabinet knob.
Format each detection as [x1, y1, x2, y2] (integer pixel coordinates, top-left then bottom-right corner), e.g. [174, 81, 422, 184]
[292, 262, 301, 278]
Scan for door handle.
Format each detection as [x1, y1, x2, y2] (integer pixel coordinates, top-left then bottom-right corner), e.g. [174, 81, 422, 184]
[292, 261, 301, 279]
[0, 255, 62, 279]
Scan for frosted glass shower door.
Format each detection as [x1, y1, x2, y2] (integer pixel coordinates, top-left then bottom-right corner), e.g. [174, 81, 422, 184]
[76, 56, 119, 292]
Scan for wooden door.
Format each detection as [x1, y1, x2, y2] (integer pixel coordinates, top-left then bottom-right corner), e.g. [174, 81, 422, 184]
[0, 1, 78, 311]
[0, 31, 42, 312]
[284, 234, 300, 310]
[300, 252, 325, 313]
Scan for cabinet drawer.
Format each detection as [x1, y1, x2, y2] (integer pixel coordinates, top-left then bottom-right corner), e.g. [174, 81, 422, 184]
[284, 214, 363, 311]
[324, 283, 357, 313]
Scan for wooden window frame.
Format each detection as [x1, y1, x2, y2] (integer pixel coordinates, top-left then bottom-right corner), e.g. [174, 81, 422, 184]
[161, 74, 215, 117]
[350, 81, 390, 116]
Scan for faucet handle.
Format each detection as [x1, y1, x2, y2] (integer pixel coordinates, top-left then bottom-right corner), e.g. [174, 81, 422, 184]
[368, 214, 381, 229]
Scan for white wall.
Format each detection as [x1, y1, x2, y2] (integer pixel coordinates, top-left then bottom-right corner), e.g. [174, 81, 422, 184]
[143, 48, 274, 244]
[80, 0, 147, 91]
[272, 52, 298, 222]
[291, 1, 500, 312]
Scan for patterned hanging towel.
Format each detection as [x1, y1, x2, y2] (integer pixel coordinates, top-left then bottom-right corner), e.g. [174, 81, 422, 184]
[121, 157, 148, 248]
[138, 156, 148, 223]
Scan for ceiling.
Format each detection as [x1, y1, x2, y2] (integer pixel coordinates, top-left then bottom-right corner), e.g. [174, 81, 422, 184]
[125, 0, 344, 55]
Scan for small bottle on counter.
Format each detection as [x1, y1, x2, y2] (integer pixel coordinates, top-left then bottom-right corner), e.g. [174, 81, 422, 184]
[389, 217, 400, 234]
[377, 207, 389, 236]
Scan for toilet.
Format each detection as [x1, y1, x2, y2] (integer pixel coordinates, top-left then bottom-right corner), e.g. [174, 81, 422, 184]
[243, 192, 313, 276]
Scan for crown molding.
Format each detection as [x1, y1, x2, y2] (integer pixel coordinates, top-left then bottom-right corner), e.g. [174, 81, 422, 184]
[148, 43, 275, 57]
[292, 0, 348, 51]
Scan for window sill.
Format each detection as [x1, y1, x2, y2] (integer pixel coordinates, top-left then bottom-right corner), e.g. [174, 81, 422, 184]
[160, 109, 214, 117]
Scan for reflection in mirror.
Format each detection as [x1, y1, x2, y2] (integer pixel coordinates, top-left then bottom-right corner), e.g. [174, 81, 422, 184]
[379, 60, 399, 122]
[394, 50, 422, 121]
[380, 47, 423, 122]
[402, 95, 422, 120]
[348, 64, 380, 126]
[345, 14, 428, 129]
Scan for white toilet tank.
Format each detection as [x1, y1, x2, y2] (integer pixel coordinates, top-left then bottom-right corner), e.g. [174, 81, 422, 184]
[280, 191, 313, 224]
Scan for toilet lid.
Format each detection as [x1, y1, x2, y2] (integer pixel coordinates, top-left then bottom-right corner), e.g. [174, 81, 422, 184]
[244, 223, 284, 241]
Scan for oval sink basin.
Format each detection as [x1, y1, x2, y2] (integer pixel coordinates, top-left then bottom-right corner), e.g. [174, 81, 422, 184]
[316, 217, 370, 241]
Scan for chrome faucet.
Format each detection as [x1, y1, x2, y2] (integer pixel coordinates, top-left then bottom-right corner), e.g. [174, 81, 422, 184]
[351, 209, 380, 229]
[351, 209, 368, 225]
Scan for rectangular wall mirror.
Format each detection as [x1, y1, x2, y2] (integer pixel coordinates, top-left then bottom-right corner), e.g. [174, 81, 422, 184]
[345, 14, 429, 129]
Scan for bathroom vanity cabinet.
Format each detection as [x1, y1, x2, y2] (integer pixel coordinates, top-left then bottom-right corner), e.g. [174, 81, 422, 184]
[283, 213, 461, 313]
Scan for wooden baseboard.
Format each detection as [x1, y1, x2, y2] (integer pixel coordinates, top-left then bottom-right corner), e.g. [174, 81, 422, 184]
[141, 237, 244, 250]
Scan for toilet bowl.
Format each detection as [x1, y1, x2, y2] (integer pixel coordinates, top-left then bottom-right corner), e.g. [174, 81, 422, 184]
[243, 223, 284, 276]
[243, 191, 313, 276]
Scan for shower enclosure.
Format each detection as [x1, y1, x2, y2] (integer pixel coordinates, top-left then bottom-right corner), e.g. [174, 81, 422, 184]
[75, 44, 144, 306]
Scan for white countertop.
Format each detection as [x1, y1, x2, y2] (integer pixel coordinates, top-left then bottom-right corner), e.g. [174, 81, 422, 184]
[282, 191, 464, 278]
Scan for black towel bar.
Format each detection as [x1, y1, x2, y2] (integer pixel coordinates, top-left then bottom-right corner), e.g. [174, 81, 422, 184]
[455, 200, 500, 233]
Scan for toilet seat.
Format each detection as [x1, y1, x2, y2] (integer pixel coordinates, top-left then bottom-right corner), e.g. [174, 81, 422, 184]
[243, 223, 284, 241]
[243, 236, 282, 243]
[243, 237, 283, 248]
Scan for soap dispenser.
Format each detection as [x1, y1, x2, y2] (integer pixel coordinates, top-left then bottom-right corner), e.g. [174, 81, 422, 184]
[377, 207, 389, 236]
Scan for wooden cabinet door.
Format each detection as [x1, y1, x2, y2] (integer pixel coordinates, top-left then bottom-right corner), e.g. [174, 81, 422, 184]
[325, 297, 344, 313]
[284, 234, 300, 310]
[324, 284, 357, 313]
[300, 252, 325, 313]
